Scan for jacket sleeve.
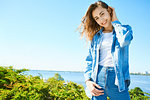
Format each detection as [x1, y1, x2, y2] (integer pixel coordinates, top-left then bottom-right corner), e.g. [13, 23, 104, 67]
[112, 20, 133, 47]
[84, 41, 93, 82]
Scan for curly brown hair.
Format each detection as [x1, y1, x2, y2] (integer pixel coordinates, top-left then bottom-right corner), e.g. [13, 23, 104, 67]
[78, 1, 109, 42]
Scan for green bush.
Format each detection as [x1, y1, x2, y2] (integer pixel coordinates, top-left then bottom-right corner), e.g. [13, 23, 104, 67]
[47, 77, 89, 100]
[0, 66, 51, 100]
[129, 87, 150, 100]
[0, 66, 89, 100]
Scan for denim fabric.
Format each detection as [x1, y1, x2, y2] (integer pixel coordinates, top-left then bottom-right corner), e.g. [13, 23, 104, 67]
[91, 65, 130, 100]
[84, 20, 133, 98]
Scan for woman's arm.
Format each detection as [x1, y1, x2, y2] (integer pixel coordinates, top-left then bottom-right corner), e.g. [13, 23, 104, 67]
[112, 21, 133, 47]
[84, 42, 93, 82]
[84, 41, 104, 96]
[109, 6, 133, 47]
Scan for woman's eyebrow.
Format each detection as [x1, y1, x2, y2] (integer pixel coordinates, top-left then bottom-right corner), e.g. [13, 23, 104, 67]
[94, 11, 104, 18]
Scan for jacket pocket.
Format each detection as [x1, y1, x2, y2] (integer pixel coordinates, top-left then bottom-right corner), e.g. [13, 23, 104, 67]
[125, 80, 130, 88]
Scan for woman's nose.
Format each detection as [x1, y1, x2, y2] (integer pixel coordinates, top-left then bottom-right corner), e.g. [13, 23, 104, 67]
[100, 17, 104, 22]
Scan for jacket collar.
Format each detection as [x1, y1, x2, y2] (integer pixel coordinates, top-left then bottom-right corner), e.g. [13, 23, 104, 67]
[97, 27, 104, 36]
[97, 27, 115, 36]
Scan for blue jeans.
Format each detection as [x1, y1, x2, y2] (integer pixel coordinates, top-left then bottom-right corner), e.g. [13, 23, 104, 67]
[92, 65, 130, 100]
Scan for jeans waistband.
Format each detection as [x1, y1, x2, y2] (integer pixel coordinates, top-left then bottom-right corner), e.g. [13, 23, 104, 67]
[106, 67, 115, 71]
[99, 65, 115, 71]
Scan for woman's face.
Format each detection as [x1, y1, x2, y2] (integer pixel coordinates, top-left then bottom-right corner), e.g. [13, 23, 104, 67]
[92, 6, 112, 28]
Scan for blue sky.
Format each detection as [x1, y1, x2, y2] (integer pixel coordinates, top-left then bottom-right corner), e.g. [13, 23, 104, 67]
[0, 0, 150, 73]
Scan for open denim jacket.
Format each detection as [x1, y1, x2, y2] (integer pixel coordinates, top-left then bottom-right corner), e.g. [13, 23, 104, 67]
[84, 20, 133, 96]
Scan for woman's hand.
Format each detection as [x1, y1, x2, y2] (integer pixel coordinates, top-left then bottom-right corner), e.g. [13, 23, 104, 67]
[109, 6, 118, 22]
[86, 80, 104, 96]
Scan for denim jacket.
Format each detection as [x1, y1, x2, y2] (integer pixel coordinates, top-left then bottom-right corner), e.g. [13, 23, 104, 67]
[84, 20, 133, 97]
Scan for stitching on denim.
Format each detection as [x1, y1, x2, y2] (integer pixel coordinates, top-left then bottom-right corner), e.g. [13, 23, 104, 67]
[104, 69, 107, 89]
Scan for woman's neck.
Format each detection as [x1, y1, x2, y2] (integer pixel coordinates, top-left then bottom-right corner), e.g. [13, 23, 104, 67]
[103, 24, 114, 33]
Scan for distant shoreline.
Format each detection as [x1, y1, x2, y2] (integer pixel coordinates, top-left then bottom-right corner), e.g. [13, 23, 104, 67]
[130, 73, 150, 76]
[22, 69, 150, 75]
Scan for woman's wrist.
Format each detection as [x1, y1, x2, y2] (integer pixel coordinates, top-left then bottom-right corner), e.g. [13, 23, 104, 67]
[85, 78, 92, 84]
[112, 18, 118, 22]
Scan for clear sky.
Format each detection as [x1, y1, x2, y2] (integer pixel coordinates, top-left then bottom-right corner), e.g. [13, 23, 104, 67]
[0, 0, 150, 73]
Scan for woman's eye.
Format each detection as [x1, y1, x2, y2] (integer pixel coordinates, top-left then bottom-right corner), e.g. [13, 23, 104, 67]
[95, 17, 99, 20]
[101, 13, 104, 16]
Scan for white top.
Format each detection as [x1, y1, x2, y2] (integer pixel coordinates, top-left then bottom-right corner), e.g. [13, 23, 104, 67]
[99, 31, 114, 67]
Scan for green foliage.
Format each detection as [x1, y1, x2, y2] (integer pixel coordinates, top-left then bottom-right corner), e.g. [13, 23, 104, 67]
[0, 66, 50, 100]
[0, 66, 89, 100]
[129, 87, 150, 100]
[0, 66, 29, 89]
[53, 73, 64, 81]
[47, 77, 89, 100]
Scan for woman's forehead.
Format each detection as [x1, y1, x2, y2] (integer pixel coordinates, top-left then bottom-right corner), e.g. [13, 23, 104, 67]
[92, 6, 106, 17]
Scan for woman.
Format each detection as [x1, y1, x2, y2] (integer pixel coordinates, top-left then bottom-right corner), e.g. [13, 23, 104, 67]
[78, 1, 133, 100]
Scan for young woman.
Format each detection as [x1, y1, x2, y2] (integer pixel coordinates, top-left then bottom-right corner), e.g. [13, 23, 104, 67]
[78, 1, 133, 100]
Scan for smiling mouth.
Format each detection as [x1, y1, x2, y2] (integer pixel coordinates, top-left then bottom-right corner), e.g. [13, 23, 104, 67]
[102, 20, 107, 25]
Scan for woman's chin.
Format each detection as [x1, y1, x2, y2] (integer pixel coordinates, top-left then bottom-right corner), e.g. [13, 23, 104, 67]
[102, 25, 109, 28]
[103, 23, 112, 29]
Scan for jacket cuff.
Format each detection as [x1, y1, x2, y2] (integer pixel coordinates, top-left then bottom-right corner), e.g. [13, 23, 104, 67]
[112, 20, 122, 25]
